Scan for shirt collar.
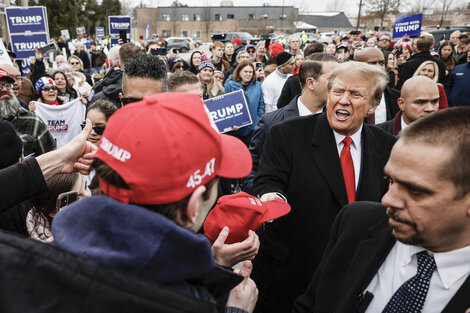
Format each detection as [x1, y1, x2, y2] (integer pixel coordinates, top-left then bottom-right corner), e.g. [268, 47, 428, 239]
[398, 241, 470, 289]
[401, 115, 408, 131]
[332, 124, 363, 150]
[297, 96, 322, 117]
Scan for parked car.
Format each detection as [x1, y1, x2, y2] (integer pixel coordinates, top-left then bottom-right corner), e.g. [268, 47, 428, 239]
[165, 37, 192, 52]
[211, 32, 259, 45]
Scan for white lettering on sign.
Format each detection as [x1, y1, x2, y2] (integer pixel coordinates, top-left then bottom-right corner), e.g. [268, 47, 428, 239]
[13, 41, 46, 51]
[9, 15, 43, 25]
[186, 158, 216, 188]
[100, 137, 132, 162]
[209, 103, 244, 121]
[394, 23, 420, 33]
[111, 23, 129, 29]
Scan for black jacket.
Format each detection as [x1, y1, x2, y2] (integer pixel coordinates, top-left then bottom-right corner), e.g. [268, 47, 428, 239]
[252, 113, 396, 313]
[397, 51, 446, 89]
[366, 86, 400, 124]
[242, 95, 300, 194]
[293, 202, 470, 313]
[91, 67, 122, 107]
[0, 230, 242, 312]
[276, 75, 301, 109]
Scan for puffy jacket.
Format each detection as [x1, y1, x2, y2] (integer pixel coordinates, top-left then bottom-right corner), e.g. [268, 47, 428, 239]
[224, 77, 265, 137]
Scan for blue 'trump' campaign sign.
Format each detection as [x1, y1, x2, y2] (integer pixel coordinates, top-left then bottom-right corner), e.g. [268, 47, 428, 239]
[393, 14, 422, 38]
[108, 16, 131, 35]
[6, 7, 47, 33]
[204, 90, 253, 133]
[10, 33, 48, 59]
[96, 27, 105, 38]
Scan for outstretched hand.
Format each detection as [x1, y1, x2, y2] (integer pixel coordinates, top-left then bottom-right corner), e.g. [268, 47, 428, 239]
[212, 226, 260, 268]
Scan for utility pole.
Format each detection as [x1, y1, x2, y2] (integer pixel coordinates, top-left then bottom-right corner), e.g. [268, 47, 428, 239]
[280, 0, 285, 31]
[356, 0, 363, 31]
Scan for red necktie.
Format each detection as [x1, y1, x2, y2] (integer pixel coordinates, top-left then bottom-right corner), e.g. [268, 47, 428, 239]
[340, 137, 355, 203]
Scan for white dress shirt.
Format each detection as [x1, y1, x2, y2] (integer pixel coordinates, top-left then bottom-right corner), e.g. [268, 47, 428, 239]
[364, 241, 470, 313]
[401, 115, 408, 131]
[297, 97, 323, 117]
[374, 92, 387, 124]
[332, 126, 362, 189]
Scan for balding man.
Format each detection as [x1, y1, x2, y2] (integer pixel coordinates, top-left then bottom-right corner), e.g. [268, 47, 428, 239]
[377, 76, 440, 136]
[354, 47, 400, 124]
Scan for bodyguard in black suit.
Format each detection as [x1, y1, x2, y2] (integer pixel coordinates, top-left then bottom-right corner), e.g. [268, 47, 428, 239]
[354, 47, 400, 124]
[252, 62, 396, 313]
[243, 58, 338, 194]
[294, 107, 470, 313]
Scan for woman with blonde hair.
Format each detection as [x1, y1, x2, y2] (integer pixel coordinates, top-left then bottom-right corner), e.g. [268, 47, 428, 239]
[68, 55, 93, 86]
[197, 60, 224, 100]
[413, 60, 448, 110]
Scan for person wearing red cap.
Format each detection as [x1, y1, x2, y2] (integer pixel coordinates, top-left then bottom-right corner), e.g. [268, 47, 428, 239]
[232, 37, 245, 55]
[50, 93, 259, 312]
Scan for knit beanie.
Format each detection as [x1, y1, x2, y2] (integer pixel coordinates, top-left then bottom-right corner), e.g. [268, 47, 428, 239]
[168, 57, 184, 71]
[35, 76, 55, 95]
[198, 60, 215, 72]
[276, 52, 294, 67]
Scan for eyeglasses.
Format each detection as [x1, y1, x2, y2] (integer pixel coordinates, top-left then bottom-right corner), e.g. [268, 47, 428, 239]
[247, 50, 256, 53]
[80, 122, 106, 135]
[174, 65, 184, 69]
[42, 86, 58, 92]
[121, 96, 143, 106]
[380, 38, 390, 42]
[70, 62, 80, 65]
[0, 83, 13, 89]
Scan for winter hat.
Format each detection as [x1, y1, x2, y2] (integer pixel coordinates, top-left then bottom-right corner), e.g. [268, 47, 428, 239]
[268, 42, 284, 58]
[35, 76, 55, 95]
[198, 60, 215, 72]
[0, 120, 22, 170]
[276, 52, 294, 67]
[168, 57, 184, 71]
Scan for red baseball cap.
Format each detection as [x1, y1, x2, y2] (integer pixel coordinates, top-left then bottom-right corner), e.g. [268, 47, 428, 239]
[268, 42, 284, 58]
[0, 68, 15, 84]
[95, 93, 253, 205]
[204, 192, 291, 244]
[231, 37, 242, 45]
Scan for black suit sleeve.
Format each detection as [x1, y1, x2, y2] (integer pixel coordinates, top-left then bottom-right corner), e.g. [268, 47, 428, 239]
[277, 76, 301, 109]
[242, 115, 269, 194]
[253, 123, 291, 198]
[0, 158, 48, 211]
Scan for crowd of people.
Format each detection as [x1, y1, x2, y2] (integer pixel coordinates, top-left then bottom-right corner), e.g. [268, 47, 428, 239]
[0, 25, 470, 312]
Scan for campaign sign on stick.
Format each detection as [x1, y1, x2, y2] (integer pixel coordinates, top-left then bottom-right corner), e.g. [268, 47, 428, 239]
[108, 16, 131, 35]
[0, 39, 13, 66]
[76, 27, 86, 37]
[60, 29, 70, 40]
[96, 27, 105, 38]
[5, 6, 47, 33]
[10, 33, 48, 59]
[204, 90, 253, 133]
[393, 14, 422, 38]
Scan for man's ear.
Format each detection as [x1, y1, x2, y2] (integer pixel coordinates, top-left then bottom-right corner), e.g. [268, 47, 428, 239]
[397, 98, 405, 111]
[117, 59, 123, 71]
[367, 102, 378, 115]
[306, 77, 316, 91]
[185, 185, 207, 227]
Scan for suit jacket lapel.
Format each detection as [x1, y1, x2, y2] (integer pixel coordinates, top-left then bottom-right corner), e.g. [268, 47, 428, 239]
[357, 125, 386, 202]
[342, 216, 396, 310]
[311, 114, 348, 208]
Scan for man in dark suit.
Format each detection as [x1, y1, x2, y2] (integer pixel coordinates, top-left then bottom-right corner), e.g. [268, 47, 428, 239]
[252, 62, 397, 313]
[294, 107, 470, 313]
[354, 47, 400, 124]
[242, 56, 338, 193]
[397, 33, 446, 89]
[376, 76, 440, 136]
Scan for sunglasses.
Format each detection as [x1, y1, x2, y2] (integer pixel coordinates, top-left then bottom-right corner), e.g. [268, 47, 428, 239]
[70, 62, 80, 65]
[121, 96, 143, 106]
[0, 83, 13, 89]
[174, 65, 184, 69]
[247, 50, 256, 53]
[80, 122, 106, 135]
[42, 86, 58, 92]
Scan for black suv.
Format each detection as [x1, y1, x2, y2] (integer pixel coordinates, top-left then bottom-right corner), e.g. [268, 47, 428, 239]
[211, 32, 259, 45]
